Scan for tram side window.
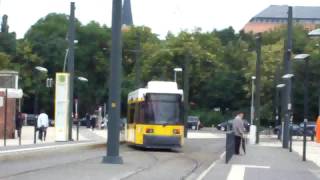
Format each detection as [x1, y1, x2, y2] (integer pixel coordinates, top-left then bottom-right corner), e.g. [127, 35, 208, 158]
[128, 104, 135, 123]
[139, 102, 145, 123]
[134, 103, 140, 123]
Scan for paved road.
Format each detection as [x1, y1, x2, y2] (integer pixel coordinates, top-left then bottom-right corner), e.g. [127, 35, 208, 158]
[0, 129, 225, 180]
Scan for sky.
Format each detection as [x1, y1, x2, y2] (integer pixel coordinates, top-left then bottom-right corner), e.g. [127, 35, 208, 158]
[1, 0, 320, 39]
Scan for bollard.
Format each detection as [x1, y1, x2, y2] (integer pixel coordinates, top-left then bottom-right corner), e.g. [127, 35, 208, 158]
[34, 122, 37, 144]
[303, 119, 307, 161]
[289, 124, 292, 152]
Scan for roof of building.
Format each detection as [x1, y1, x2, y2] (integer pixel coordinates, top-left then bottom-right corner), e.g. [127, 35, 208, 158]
[253, 5, 320, 19]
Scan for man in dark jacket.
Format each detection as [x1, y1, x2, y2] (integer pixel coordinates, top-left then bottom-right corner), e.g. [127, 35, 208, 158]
[15, 112, 24, 138]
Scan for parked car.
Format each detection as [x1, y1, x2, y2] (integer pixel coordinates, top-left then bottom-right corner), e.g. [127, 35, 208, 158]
[26, 114, 37, 126]
[299, 121, 316, 136]
[216, 120, 232, 131]
[187, 116, 203, 130]
[275, 123, 315, 137]
[216, 119, 250, 132]
[49, 119, 54, 127]
[73, 117, 88, 126]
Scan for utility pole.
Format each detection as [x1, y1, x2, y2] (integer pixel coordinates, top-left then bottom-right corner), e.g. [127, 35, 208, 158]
[183, 51, 190, 138]
[255, 33, 262, 144]
[283, 6, 293, 149]
[67, 2, 75, 141]
[103, 0, 123, 164]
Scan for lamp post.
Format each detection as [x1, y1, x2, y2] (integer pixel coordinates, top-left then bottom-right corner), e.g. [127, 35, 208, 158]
[250, 76, 256, 125]
[276, 83, 285, 140]
[174, 68, 183, 82]
[308, 29, 320, 117]
[75, 76, 88, 141]
[255, 33, 262, 144]
[294, 54, 310, 161]
[33, 66, 48, 144]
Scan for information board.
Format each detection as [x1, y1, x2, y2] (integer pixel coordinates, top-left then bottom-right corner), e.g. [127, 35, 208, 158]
[55, 73, 70, 141]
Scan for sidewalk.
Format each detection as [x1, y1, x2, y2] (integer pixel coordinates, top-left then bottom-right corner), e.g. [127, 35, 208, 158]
[0, 126, 124, 153]
[202, 135, 320, 180]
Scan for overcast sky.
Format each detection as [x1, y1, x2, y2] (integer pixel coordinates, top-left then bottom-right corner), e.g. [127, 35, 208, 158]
[1, 0, 320, 39]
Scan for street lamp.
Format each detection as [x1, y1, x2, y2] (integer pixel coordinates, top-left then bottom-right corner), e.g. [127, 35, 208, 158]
[35, 66, 48, 73]
[33, 66, 48, 144]
[174, 67, 183, 82]
[276, 83, 285, 140]
[308, 29, 320, 117]
[294, 53, 310, 161]
[78, 76, 88, 82]
[75, 76, 88, 141]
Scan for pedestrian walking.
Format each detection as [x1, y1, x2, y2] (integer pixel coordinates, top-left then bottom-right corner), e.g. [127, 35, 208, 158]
[91, 114, 97, 131]
[232, 112, 245, 155]
[15, 112, 24, 138]
[37, 109, 49, 141]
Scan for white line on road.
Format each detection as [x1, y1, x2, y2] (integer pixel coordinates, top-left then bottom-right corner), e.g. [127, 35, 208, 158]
[196, 151, 226, 180]
[226, 164, 270, 180]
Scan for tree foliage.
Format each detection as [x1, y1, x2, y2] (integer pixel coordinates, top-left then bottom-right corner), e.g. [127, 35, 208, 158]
[1, 13, 320, 126]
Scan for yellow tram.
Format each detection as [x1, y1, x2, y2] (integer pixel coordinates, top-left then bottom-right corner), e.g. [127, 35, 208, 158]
[125, 81, 184, 148]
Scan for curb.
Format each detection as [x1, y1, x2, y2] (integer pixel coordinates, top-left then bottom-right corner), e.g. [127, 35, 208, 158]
[0, 141, 106, 156]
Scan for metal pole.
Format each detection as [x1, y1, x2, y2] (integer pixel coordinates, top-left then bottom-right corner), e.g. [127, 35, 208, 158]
[283, 6, 293, 149]
[183, 51, 190, 138]
[103, 0, 123, 164]
[33, 85, 39, 144]
[255, 33, 262, 144]
[135, 31, 142, 88]
[174, 71, 177, 82]
[75, 99, 79, 141]
[3, 88, 7, 146]
[250, 78, 255, 125]
[303, 58, 309, 161]
[67, 2, 75, 141]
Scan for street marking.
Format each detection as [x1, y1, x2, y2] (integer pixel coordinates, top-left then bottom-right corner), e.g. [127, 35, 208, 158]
[196, 151, 226, 180]
[226, 164, 270, 180]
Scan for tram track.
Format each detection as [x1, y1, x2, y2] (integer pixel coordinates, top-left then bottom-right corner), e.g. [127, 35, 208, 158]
[120, 148, 202, 180]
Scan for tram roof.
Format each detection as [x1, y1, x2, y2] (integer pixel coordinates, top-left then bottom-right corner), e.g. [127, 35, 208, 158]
[128, 81, 183, 101]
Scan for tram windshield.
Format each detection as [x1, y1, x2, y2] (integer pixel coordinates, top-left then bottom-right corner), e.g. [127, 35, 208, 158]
[144, 93, 182, 125]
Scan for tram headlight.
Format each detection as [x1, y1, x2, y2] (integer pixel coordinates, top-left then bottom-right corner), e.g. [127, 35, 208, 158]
[146, 128, 154, 133]
[173, 129, 180, 135]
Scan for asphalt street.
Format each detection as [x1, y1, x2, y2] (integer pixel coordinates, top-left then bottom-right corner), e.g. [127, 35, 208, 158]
[0, 129, 225, 180]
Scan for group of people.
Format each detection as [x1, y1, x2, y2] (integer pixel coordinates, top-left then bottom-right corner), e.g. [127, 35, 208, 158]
[85, 109, 107, 131]
[15, 109, 49, 141]
[86, 113, 97, 130]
